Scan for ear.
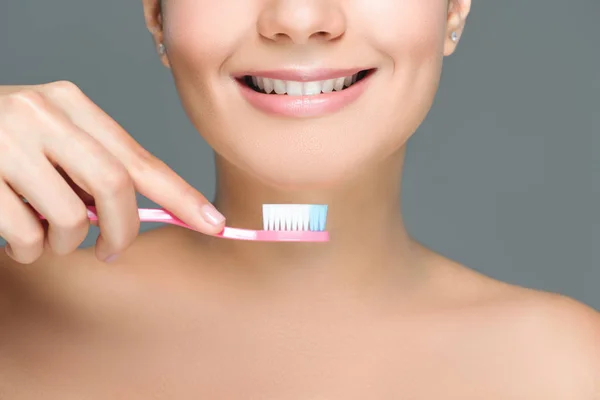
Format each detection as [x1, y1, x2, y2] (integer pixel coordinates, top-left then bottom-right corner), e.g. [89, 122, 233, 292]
[142, 0, 170, 67]
[444, 0, 472, 56]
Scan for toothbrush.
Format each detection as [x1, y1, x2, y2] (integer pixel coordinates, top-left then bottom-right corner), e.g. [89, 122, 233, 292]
[37, 204, 329, 242]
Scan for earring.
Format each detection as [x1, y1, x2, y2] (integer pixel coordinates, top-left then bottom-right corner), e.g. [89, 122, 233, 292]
[451, 31, 458, 42]
[157, 43, 166, 55]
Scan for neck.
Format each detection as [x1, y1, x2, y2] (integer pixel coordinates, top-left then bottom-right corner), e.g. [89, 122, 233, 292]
[206, 147, 421, 289]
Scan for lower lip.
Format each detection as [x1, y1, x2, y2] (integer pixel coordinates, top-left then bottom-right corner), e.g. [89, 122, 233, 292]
[235, 72, 373, 118]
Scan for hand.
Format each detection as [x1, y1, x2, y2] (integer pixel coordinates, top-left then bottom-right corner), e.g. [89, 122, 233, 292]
[0, 81, 225, 264]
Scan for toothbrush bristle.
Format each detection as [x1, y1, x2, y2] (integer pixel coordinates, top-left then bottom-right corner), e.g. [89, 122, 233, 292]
[262, 204, 328, 232]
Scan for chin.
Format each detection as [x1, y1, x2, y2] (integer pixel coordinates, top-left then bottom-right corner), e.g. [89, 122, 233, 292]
[214, 136, 401, 191]
[245, 162, 364, 190]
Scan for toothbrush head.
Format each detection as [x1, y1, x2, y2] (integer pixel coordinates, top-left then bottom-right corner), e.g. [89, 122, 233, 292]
[215, 204, 329, 242]
[262, 204, 328, 232]
[256, 204, 329, 242]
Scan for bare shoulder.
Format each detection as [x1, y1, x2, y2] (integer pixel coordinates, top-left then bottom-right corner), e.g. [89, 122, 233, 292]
[508, 287, 599, 348]
[425, 253, 600, 397]
[477, 278, 600, 363]
[513, 290, 599, 371]
[518, 290, 600, 346]
[447, 266, 600, 397]
[496, 288, 600, 398]
[432, 256, 600, 353]
[0, 245, 102, 319]
[0, 227, 207, 318]
[0, 246, 68, 291]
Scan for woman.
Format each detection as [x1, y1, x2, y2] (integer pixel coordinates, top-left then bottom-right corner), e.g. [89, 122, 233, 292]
[0, 0, 598, 398]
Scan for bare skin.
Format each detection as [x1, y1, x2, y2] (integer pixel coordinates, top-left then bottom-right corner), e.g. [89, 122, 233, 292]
[0, 0, 599, 398]
[0, 228, 599, 399]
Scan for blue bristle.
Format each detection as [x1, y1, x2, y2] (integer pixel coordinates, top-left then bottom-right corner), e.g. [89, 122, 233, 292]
[309, 205, 328, 231]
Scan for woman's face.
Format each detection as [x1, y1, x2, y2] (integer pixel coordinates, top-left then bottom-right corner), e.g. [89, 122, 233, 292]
[146, 0, 467, 188]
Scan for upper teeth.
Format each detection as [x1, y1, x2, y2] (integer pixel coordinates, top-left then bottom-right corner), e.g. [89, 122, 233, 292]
[251, 73, 360, 96]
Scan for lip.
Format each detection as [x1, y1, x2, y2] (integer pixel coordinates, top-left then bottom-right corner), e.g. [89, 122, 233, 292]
[235, 68, 376, 118]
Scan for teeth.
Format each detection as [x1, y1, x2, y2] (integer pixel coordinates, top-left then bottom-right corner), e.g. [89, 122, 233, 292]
[263, 78, 274, 94]
[303, 81, 322, 96]
[333, 77, 345, 91]
[273, 79, 286, 94]
[322, 79, 334, 93]
[286, 81, 303, 96]
[249, 73, 362, 96]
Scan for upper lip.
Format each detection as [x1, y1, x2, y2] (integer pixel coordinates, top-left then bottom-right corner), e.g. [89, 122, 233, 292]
[233, 68, 373, 82]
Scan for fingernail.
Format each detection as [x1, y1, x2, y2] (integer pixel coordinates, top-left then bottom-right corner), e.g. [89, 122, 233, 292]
[201, 204, 225, 226]
[104, 254, 119, 263]
[5, 244, 13, 257]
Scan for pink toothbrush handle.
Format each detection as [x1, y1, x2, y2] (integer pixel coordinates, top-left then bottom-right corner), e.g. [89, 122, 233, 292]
[37, 206, 329, 242]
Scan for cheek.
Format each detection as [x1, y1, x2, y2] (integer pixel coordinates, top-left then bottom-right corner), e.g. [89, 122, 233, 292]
[162, 0, 253, 71]
[161, 0, 255, 149]
[354, 0, 447, 60]
[366, 0, 448, 129]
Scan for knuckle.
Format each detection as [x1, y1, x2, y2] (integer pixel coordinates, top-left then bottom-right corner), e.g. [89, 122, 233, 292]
[52, 239, 84, 256]
[54, 205, 90, 231]
[97, 164, 133, 195]
[109, 241, 129, 255]
[103, 217, 140, 253]
[10, 229, 44, 249]
[9, 254, 33, 265]
[45, 80, 82, 98]
[125, 146, 171, 178]
[13, 251, 41, 265]
[127, 147, 162, 176]
[5, 89, 47, 111]
[111, 234, 136, 254]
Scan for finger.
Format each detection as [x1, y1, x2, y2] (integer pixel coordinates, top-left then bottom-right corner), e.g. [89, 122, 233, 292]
[2, 152, 90, 256]
[43, 84, 225, 234]
[55, 164, 97, 228]
[41, 122, 140, 261]
[88, 164, 140, 262]
[55, 165, 95, 205]
[0, 180, 45, 264]
[128, 155, 226, 233]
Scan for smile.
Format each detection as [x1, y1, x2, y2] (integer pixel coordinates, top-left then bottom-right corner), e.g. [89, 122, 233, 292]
[234, 68, 376, 118]
[241, 70, 371, 96]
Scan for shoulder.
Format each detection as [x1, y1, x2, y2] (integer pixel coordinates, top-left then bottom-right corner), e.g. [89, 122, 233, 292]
[516, 291, 600, 371]
[432, 260, 599, 397]
[436, 260, 599, 363]
[0, 246, 97, 317]
[481, 286, 600, 398]
[490, 287, 600, 355]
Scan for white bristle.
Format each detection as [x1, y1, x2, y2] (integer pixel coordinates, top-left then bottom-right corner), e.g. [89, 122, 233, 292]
[303, 205, 310, 230]
[262, 204, 328, 232]
[262, 204, 270, 230]
[291, 209, 300, 230]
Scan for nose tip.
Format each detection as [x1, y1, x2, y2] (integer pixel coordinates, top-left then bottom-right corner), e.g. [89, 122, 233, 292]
[258, 0, 346, 44]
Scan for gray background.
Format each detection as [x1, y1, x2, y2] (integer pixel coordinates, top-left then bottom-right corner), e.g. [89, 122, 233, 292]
[1, 1, 598, 309]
